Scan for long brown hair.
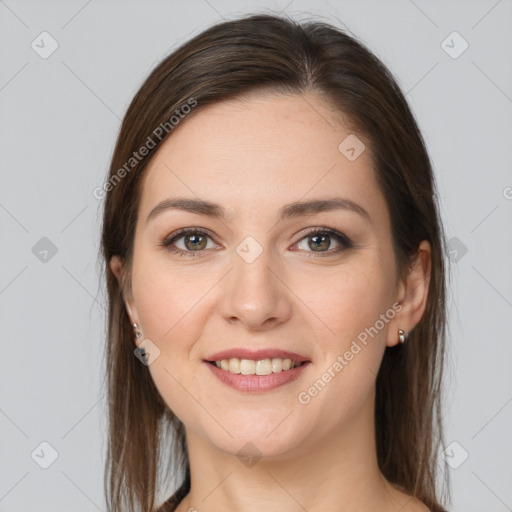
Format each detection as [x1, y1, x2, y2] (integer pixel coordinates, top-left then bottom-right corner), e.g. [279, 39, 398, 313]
[100, 12, 450, 512]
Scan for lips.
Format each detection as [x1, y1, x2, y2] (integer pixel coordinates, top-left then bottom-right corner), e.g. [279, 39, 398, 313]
[204, 348, 311, 364]
[203, 348, 311, 392]
[204, 358, 311, 392]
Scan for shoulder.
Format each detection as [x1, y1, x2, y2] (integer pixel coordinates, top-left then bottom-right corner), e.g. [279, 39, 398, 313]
[388, 485, 432, 512]
[412, 501, 431, 512]
[394, 497, 430, 511]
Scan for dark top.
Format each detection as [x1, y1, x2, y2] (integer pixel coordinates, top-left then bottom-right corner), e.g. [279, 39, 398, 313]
[154, 479, 189, 512]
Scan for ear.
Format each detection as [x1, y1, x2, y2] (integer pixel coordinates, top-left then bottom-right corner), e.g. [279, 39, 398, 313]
[386, 240, 431, 347]
[110, 255, 140, 339]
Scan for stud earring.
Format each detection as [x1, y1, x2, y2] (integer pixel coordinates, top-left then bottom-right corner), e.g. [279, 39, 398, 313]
[132, 323, 143, 339]
[398, 329, 406, 344]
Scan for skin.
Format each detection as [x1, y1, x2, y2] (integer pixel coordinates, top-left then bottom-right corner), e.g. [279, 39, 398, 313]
[111, 91, 431, 511]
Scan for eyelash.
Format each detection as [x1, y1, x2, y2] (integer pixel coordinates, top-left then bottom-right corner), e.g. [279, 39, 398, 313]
[159, 227, 353, 259]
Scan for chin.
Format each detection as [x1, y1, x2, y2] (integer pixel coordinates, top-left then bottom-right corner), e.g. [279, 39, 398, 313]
[213, 431, 303, 462]
[197, 413, 310, 461]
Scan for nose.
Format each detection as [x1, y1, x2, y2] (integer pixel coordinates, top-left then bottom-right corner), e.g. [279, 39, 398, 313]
[217, 245, 292, 331]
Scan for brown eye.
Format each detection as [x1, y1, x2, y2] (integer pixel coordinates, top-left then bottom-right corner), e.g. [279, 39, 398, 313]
[308, 233, 331, 251]
[160, 228, 217, 258]
[295, 228, 352, 256]
[182, 233, 207, 250]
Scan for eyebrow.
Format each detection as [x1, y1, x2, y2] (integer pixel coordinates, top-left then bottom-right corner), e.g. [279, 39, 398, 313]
[146, 196, 371, 224]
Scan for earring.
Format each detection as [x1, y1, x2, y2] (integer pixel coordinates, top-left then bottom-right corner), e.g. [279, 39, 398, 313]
[132, 323, 143, 339]
[398, 329, 406, 344]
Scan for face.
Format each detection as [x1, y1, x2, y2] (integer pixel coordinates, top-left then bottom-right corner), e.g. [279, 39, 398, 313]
[112, 91, 426, 458]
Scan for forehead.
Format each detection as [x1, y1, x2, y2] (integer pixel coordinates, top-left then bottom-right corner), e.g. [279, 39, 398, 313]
[138, 91, 384, 223]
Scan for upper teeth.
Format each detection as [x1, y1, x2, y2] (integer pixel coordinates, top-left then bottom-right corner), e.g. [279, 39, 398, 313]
[213, 358, 302, 375]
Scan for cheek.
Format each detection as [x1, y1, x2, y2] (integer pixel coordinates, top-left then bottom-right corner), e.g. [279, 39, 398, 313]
[287, 262, 395, 433]
[130, 256, 222, 423]
[292, 257, 395, 393]
[291, 257, 395, 350]
[132, 254, 217, 345]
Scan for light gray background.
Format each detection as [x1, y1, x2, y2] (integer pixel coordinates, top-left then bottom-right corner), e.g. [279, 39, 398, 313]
[1, 1, 511, 511]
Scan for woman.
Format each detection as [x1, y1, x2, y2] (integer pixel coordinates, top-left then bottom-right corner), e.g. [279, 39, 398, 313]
[100, 13, 449, 512]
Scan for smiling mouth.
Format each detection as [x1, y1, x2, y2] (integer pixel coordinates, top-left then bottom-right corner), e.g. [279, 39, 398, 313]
[206, 358, 309, 375]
